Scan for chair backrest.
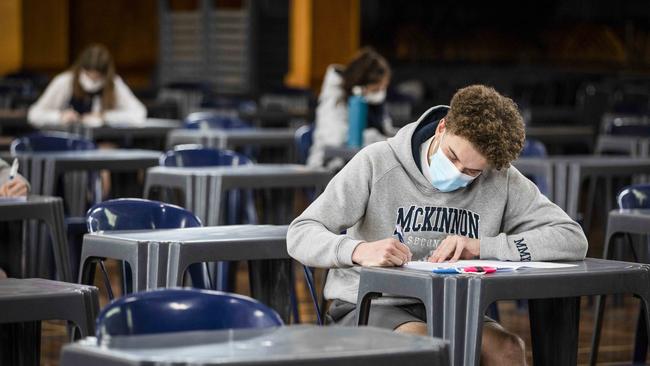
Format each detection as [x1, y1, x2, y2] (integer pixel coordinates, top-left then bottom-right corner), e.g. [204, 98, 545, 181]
[160, 145, 252, 167]
[11, 132, 96, 154]
[521, 138, 547, 158]
[520, 139, 549, 196]
[294, 124, 314, 164]
[96, 288, 283, 343]
[603, 115, 650, 136]
[617, 184, 650, 209]
[184, 112, 250, 130]
[86, 198, 202, 232]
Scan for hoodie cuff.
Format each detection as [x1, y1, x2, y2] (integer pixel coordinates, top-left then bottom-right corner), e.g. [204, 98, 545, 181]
[336, 237, 364, 267]
[479, 234, 509, 260]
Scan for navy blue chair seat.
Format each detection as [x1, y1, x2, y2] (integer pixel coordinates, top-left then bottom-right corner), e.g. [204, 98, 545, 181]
[96, 288, 283, 344]
[184, 112, 251, 130]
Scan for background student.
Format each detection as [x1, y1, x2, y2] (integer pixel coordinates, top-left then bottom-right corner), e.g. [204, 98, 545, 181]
[27, 43, 146, 127]
[308, 47, 395, 167]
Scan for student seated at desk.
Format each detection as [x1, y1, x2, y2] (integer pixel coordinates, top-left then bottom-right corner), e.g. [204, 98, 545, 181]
[308, 47, 396, 168]
[27, 44, 146, 128]
[0, 158, 29, 279]
[288, 85, 588, 366]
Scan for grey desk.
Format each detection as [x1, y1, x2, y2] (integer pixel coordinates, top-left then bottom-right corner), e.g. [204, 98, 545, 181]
[166, 128, 296, 151]
[1, 278, 99, 366]
[143, 164, 331, 226]
[591, 209, 650, 364]
[0, 195, 71, 282]
[79, 225, 293, 320]
[60, 325, 449, 366]
[356, 258, 650, 366]
[45, 118, 181, 147]
[15, 149, 160, 216]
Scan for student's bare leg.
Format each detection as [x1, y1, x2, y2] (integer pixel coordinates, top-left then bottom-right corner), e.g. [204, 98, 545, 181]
[394, 321, 526, 366]
[481, 321, 526, 366]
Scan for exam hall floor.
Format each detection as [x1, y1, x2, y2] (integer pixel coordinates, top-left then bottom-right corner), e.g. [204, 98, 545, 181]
[37, 259, 645, 366]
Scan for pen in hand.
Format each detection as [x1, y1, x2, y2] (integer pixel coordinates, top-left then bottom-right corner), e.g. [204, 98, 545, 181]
[9, 158, 19, 180]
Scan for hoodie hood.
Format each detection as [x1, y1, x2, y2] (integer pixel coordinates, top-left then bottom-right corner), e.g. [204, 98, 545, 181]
[387, 105, 450, 191]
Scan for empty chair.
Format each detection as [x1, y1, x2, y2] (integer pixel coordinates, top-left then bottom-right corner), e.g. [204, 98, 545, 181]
[95, 288, 283, 344]
[520, 138, 550, 196]
[160, 144, 252, 167]
[80, 198, 209, 299]
[11, 132, 96, 153]
[184, 112, 251, 130]
[294, 124, 314, 165]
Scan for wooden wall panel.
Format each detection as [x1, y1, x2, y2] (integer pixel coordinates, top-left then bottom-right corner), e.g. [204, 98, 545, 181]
[0, 0, 23, 75]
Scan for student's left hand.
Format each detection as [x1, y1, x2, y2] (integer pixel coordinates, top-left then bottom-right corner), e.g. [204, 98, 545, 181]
[427, 235, 480, 263]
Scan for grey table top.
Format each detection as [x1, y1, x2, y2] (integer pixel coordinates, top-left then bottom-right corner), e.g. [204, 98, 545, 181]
[0, 278, 95, 300]
[0, 194, 59, 207]
[168, 128, 296, 138]
[60, 325, 448, 366]
[13, 149, 161, 161]
[146, 164, 329, 177]
[87, 225, 288, 244]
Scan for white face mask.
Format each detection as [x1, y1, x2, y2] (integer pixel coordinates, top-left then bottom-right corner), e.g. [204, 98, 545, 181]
[428, 132, 479, 192]
[79, 72, 105, 93]
[364, 89, 387, 105]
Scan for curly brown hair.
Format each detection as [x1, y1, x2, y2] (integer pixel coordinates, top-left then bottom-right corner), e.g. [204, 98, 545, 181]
[445, 85, 525, 170]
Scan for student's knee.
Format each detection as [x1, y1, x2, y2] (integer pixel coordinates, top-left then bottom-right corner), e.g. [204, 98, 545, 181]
[394, 321, 427, 336]
[482, 324, 526, 365]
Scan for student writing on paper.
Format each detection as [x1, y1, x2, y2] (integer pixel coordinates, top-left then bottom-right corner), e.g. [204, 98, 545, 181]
[27, 44, 146, 128]
[287, 85, 588, 366]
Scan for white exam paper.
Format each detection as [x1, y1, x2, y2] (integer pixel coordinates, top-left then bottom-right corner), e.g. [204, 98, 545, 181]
[404, 259, 578, 271]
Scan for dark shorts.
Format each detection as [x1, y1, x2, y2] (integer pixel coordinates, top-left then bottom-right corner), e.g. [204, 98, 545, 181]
[327, 299, 496, 330]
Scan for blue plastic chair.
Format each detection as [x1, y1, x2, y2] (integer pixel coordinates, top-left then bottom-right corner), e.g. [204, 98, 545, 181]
[11, 132, 96, 153]
[184, 112, 251, 130]
[520, 138, 549, 196]
[294, 124, 314, 165]
[85, 198, 210, 299]
[604, 117, 650, 137]
[95, 288, 283, 344]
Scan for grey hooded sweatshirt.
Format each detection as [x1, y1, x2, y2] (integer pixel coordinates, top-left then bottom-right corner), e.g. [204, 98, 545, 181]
[287, 106, 588, 304]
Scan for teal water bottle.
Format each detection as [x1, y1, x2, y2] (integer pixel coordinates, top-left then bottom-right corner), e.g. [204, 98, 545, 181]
[347, 94, 368, 147]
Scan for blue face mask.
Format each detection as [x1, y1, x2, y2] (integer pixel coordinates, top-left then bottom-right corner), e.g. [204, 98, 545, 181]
[428, 133, 478, 192]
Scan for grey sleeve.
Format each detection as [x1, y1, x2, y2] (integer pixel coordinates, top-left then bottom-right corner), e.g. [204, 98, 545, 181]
[480, 167, 588, 261]
[287, 150, 374, 268]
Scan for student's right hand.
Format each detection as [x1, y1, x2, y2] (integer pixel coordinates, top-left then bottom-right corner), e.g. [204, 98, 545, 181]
[352, 238, 412, 267]
[61, 109, 80, 124]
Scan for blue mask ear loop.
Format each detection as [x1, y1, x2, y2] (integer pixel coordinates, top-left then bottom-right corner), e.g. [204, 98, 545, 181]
[429, 131, 446, 165]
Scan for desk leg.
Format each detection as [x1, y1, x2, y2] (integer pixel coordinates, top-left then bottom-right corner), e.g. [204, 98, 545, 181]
[633, 305, 648, 363]
[248, 259, 293, 324]
[529, 297, 580, 366]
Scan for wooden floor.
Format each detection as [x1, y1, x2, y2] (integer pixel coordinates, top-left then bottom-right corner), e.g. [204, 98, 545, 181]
[37, 260, 644, 365]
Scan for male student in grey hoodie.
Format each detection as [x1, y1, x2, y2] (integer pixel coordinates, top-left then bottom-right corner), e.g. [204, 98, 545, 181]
[287, 85, 588, 366]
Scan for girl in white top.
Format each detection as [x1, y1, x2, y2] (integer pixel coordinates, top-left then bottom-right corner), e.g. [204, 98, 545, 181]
[28, 44, 146, 127]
